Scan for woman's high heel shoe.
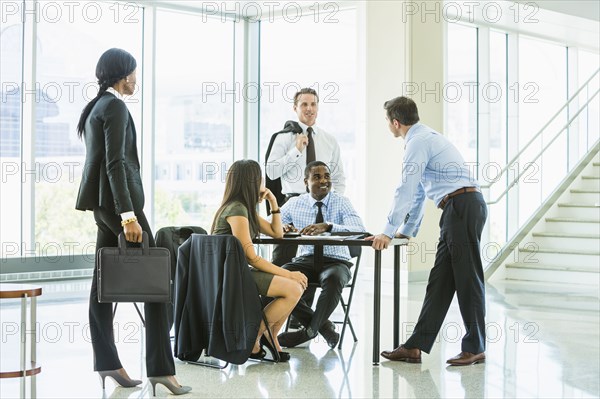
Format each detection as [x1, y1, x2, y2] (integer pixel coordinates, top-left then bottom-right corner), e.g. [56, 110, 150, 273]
[277, 351, 291, 362]
[98, 370, 142, 389]
[260, 335, 283, 362]
[249, 347, 266, 360]
[148, 376, 192, 396]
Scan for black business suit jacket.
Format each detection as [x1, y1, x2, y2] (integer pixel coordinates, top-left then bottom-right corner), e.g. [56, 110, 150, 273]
[76, 92, 143, 214]
[173, 234, 263, 365]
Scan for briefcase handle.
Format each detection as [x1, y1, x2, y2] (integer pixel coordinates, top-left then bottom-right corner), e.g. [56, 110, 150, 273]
[118, 231, 150, 255]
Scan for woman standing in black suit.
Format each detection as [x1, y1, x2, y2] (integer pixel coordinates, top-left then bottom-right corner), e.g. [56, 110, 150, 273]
[75, 48, 190, 396]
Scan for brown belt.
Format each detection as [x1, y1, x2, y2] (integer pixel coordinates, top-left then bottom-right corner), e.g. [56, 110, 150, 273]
[438, 187, 480, 209]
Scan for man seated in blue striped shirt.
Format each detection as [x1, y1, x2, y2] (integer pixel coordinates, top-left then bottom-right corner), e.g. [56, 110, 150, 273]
[277, 161, 366, 349]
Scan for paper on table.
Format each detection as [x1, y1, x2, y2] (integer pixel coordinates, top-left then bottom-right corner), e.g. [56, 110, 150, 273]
[300, 233, 362, 241]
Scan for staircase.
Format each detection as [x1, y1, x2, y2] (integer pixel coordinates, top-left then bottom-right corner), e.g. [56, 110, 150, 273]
[503, 152, 600, 286]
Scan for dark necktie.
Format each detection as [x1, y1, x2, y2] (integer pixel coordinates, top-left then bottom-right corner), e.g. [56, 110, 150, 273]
[306, 127, 316, 164]
[313, 201, 324, 266]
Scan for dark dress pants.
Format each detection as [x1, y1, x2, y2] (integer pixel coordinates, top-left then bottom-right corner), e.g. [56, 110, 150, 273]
[404, 192, 488, 354]
[283, 256, 351, 336]
[89, 208, 175, 377]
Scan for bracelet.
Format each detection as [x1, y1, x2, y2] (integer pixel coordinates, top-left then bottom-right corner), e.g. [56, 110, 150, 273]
[120, 216, 138, 227]
[270, 208, 281, 214]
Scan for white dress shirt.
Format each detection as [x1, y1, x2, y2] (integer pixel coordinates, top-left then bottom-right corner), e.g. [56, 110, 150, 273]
[266, 122, 346, 195]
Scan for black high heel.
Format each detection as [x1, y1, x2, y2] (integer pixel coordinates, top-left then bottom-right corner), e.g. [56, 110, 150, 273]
[260, 336, 286, 362]
[277, 351, 291, 362]
[249, 347, 266, 360]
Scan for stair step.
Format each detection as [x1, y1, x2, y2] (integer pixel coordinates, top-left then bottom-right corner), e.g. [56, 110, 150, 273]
[582, 176, 600, 180]
[543, 218, 600, 234]
[532, 232, 600, 239]
[570, 189, 600, 194]
[505, 263, 599, 286]
[594, 162, 600, 167]
[506, 262, 598, 273]
[557, 203, 600, 208]
[516, 247, 599, 268]
[555, 203, 600, 218]
[568, 190, 600, 203]
[545, 217, 599, 223]
[519, 247, 600, 256]
[529, 232, 600, 250]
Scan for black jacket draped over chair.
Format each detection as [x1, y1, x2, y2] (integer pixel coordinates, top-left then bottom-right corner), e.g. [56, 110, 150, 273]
[173, 234, 262, 365]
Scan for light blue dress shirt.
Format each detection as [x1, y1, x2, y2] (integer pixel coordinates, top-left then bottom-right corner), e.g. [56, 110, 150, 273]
[281, 192, 366, 261]
[384, 123, 480, 238]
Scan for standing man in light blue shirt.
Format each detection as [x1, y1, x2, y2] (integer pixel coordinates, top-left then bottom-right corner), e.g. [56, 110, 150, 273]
[369, 96, 488, 366]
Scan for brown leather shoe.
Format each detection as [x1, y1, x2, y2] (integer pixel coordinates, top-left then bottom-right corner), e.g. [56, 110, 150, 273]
[446, 351, 485, 366]
[380, 345, 422, 363]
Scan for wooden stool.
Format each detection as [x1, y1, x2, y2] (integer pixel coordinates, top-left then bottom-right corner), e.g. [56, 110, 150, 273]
[0, 284, 42, 398]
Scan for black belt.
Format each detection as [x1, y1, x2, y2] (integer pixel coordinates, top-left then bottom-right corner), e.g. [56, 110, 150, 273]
[438, 187, 480, 209]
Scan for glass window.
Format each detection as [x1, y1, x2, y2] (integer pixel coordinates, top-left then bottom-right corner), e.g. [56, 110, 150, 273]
[35, 2, 144, 256]
[577, 50, 600, 153]
[0, 13, 22, 258]
[518, 35, 567, 222]
[488, 30, 508, 244]
[446, 23, 478, 167]
[154, 10, 235, 231]
[259, 8, 359, 202]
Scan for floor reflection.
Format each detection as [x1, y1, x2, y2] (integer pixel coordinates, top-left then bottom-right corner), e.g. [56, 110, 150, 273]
[0, 276, 598, 398]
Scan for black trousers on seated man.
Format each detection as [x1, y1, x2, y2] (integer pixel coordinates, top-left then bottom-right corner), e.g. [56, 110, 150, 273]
[282, 255, 351, 337]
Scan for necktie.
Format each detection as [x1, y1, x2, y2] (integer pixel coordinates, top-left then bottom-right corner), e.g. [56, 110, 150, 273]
[315, 201, 324, 223]
[313, 201, 324, 266]
[306, 127, 316, 164]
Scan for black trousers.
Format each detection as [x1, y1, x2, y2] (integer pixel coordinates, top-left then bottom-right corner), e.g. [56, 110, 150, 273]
[283, 256, 351, 336]
[89, 208, 175, 376]
[404, 192, 488, 354]
[271, 194, 318, 309]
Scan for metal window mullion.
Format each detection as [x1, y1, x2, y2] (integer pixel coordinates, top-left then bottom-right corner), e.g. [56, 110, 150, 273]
[21, 0, 37, 257]
[566, 47, 580, 171]
[142, 5, 156, 227]
[506, 33, 520, 238]
[245, 19, 260, 160]
[477, 26, 491, 247]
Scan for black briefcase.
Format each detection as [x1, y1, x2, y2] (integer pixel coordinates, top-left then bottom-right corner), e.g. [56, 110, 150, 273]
[97, 232, 171, 303]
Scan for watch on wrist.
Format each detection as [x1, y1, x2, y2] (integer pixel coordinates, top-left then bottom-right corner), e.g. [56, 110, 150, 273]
[326, 223, 333, 232]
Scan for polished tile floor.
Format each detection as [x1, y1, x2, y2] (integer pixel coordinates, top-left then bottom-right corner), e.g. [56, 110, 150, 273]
[0, 270, 598, 398]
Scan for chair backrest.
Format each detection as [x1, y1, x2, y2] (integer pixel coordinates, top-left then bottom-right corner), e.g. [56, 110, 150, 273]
[174, 234, 263, 364]
[346, 246, 362, 287]
[348, 245, 362, 260]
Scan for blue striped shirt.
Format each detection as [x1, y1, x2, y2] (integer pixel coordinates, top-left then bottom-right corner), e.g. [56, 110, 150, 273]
[280, 192, 366, 261]
[384, 123, 480, 238]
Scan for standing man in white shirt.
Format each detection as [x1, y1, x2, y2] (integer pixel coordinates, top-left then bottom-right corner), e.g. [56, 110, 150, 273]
[266, 88, 346, 200]
[266, 88, 346, 267]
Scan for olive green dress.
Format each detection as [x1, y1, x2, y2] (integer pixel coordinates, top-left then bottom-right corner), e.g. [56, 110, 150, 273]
[213, 201, 274, 295]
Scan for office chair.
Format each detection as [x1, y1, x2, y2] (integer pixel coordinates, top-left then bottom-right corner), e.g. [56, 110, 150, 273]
[173, 234, 280, 369]
[285, 245, 362, 349]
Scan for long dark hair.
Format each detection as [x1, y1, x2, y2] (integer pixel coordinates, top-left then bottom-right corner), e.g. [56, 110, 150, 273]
[76, 48, 137, 138]
[211, 160, 263, 236]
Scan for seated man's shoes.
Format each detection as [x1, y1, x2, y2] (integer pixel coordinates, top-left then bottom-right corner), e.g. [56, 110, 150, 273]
[380, 345, 422, 363]
[446, 351, 485, 366]
[278, 329, 312, 348]
[318, 320, 340, 349]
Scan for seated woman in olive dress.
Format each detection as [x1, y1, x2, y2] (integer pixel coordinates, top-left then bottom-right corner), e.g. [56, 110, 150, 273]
[211, 159, 307, 360]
